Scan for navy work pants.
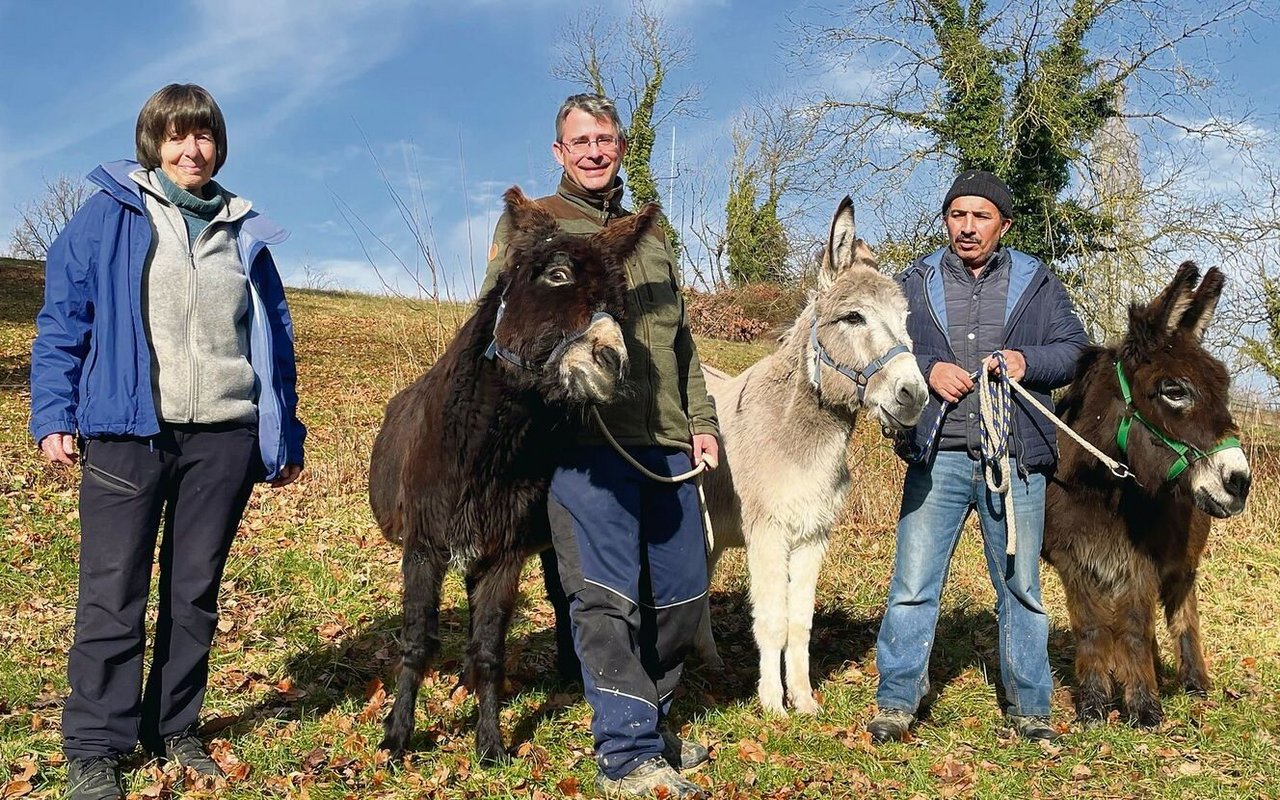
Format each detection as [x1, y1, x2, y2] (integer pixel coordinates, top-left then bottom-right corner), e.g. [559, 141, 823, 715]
[548, 445, 708, 780]
[62, 423, 259, 759]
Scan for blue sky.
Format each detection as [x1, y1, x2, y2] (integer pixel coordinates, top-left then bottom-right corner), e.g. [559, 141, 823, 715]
[1, 0, 1277, 300]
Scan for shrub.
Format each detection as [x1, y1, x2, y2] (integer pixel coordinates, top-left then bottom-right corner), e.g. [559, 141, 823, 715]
[685, 283, 806, 341]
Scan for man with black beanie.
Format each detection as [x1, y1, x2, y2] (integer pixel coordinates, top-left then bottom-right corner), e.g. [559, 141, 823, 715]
[866, 169, 1088, 744]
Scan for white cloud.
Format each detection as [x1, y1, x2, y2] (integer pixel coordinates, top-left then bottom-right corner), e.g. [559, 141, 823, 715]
[0, 0, 419, 173]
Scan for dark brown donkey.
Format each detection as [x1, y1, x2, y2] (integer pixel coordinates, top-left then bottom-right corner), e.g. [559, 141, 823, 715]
[369, 186, 658, 762]
[1044, 262, 1252, 726]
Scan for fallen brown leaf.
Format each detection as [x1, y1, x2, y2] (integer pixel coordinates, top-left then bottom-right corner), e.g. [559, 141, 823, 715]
[736, 739, 766, 764]
[1, 781, 33, 799]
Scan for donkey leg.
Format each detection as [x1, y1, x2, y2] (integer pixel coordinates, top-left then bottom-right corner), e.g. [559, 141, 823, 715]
[465, 556, 524, 766]
[1116, 586, 1164, 728]
[1164, 573, 1210, 694]
[746, 527, 791, 715]
[784, 537, 828, 715]
[381, 546, 446, 757]
[1052, 561, 1117, 724]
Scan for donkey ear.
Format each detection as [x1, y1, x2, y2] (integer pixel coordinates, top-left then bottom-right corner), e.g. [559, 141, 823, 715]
[503, 185, 557, 238]
[595, 202, 660, 258]
[1151, 261, 1201, 334]
[1177, 266, 1225, 341]
[818, 196, 856, 290]
[818, 196, 877, 290]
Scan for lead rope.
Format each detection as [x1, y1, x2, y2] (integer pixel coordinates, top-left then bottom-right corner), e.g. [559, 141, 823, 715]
[977, 352, 1137, 556]
[978, 353, 1017, 555]
[589, 406, 716, 551]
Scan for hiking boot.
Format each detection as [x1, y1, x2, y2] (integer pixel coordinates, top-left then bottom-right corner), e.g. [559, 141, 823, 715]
[1003, 714, 1060, 742]
[162, 731, 223, 777]
[66, 755, 124, 800]
[867, 708, 915, 743]
[660, 728, 709, 772]
[595, 755, 707, 798]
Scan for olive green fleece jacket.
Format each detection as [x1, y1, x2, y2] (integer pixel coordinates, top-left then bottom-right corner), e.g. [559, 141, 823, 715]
[480, 175, 718, 451]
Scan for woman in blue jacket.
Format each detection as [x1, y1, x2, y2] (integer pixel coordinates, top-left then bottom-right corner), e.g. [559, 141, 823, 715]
[29, 83, 305, 800]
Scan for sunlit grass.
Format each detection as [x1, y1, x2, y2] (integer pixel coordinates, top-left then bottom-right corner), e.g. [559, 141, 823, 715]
[2, 261, 1277, 798]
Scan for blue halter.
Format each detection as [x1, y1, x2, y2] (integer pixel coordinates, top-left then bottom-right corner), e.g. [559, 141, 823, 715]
[808, 316, 911, 402]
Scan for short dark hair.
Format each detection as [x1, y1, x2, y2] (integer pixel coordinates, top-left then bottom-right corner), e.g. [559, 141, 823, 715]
[135, 84, 228, 175]
[555, 93, 627, 146]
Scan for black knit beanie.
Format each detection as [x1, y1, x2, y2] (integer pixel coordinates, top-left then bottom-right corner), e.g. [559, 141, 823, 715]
[943, 170, 1014, 219]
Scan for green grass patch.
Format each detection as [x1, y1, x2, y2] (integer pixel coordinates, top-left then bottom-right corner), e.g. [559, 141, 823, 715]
[3, 269, 1278, 798]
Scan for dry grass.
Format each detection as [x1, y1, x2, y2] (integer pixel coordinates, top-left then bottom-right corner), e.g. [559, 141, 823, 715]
[2, 261, 1278, 798]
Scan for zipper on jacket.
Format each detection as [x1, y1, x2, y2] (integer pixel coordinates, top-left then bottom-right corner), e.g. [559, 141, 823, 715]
[921, 264, 958, 361]
[181, 215, 220, 423]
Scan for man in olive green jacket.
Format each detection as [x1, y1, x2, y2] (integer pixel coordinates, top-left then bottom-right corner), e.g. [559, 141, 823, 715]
[481, 93, 717, 800]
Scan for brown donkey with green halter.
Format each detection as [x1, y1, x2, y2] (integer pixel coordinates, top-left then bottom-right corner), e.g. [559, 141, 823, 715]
[1044, 262, 1251, 727]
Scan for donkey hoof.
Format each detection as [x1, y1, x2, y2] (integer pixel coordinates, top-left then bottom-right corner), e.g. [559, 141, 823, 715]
[791, 693, 822, 715]
[378, 732, 409, 760]
[476, 734, 510, 766]
[1128, 701, 1164, 729]
[1180, 673, 1211, 696]
[758, 689, 788, 717]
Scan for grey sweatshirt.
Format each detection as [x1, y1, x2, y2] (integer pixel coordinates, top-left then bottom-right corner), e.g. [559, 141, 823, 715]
[132, 169, 258, 425]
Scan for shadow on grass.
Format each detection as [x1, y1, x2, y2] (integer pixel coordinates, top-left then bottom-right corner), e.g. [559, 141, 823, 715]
[212, 589, 1087, 757]
[210, 600, 583, 757]
[682, 593, 1083, 719]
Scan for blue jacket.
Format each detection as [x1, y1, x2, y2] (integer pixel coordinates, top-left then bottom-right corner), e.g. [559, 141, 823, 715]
[29, 160, 305, 481]
[896, 247, 1088, 472]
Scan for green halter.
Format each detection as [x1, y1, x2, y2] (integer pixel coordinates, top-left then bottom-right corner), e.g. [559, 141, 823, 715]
[1114, 361, 1242, 483]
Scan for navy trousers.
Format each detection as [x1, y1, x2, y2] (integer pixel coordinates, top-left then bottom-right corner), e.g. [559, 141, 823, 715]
[548, 445, 709, 780]
[62, 424, 259, 759]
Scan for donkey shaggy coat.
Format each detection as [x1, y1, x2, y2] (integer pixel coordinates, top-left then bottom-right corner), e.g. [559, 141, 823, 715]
[1044, 262, 1251, 727]
[369, 187, 658, 762]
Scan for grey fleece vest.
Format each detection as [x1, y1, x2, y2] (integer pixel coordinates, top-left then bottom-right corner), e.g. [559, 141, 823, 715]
[133, 170, 257, 425]
[938, 247, 1010, 454]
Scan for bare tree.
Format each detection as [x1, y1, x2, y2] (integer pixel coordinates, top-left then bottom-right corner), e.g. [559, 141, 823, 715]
[553, 0, 700, 254]
[9, 175, 94, 260]
[784, 0, 1275, 358]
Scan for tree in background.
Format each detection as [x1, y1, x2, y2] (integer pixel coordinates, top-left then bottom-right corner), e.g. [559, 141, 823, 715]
[793, 0, 1276, 368]
[1241, 277, 1280, 396]
[553, 1, 697, 258]
[9, 175, 93, 260]
[723, 112, 800, 286]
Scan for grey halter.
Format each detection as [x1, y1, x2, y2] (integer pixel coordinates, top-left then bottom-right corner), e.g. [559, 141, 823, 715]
[808, 316, 910, 402]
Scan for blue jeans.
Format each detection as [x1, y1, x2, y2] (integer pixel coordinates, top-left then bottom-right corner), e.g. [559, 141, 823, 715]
[875, 450, 1052, 717]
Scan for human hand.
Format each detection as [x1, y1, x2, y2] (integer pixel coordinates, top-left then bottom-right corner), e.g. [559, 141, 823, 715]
[270, 464, 302, 488]
[928, 362, 975, 403]
[692, 433, 719, 471]
[984, 350, 1027, 382]
[39, 433, 78, 465]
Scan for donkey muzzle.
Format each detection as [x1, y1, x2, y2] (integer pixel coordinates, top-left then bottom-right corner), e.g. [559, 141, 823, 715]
[1190, 446, 1251, 518]
[558, 313, 628, 403]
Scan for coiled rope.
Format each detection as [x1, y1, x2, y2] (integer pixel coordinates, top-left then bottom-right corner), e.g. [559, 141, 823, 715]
[919, 352, 1134, 556]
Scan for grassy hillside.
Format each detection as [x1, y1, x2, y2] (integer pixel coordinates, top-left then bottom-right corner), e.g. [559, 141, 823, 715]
[2, 259, 1278, 798]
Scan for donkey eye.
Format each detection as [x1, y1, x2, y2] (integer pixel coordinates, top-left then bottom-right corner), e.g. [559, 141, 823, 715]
[842, 311, 866, 326]
[1158, 379, 1192, 407]
[542, 265, 575, 286]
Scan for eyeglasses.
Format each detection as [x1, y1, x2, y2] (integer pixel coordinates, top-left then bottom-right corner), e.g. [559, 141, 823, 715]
[558, 135, 620, 154]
